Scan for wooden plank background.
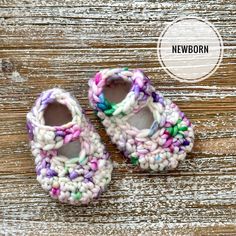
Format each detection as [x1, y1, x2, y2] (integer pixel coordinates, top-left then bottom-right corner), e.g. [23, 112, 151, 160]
[0, 0, 236, 235]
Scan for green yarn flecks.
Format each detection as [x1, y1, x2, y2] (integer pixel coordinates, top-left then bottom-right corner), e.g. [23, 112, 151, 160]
[97, 94, 117, 117]
[64, 166, 69, 173]
[79, 156, 88, 165]
[65, 155, 87, 165]
[72, 191, 82, 200]
[166, 119, 188, 137]
[130, 155, 139, 166]
[104, 102, 117, 116]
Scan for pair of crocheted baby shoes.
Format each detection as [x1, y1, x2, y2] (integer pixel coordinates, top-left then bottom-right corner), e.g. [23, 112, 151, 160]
[26, 68, 194, 205]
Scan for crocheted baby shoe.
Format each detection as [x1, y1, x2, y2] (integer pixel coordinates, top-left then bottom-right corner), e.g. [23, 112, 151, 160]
[26, 88, 113, 205]
[88, 68, 194, 171]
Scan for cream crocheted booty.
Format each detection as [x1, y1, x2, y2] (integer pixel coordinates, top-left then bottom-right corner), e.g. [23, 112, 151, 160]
[26, 88, 113, 205]
[88, 68, 194, 171]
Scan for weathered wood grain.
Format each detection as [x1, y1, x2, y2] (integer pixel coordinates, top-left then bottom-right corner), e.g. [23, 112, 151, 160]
[0, 0, 236, 235]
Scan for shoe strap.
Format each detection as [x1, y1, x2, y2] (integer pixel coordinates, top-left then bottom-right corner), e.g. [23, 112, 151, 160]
[89, 68, 154, 117]
[26, 88, 83, 151]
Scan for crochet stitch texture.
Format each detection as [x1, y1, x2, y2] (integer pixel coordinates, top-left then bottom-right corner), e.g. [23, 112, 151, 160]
[26, 88, 113, 205]
[89, 68, 194, 171]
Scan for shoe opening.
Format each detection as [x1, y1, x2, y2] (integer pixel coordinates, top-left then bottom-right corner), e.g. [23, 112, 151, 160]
[103, 79, 132, 103]
[127, 106, 154, 130]
[58, 140, 81, 159]
[44, 102, 73, 126]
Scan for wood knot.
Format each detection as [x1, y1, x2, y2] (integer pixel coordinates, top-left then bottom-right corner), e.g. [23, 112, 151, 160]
[1, 59, 15, 73]
[1, 59, 27, 82]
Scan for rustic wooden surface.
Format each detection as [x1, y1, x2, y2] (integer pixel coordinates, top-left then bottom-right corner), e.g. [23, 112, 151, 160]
[0, 0, 236, 235]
